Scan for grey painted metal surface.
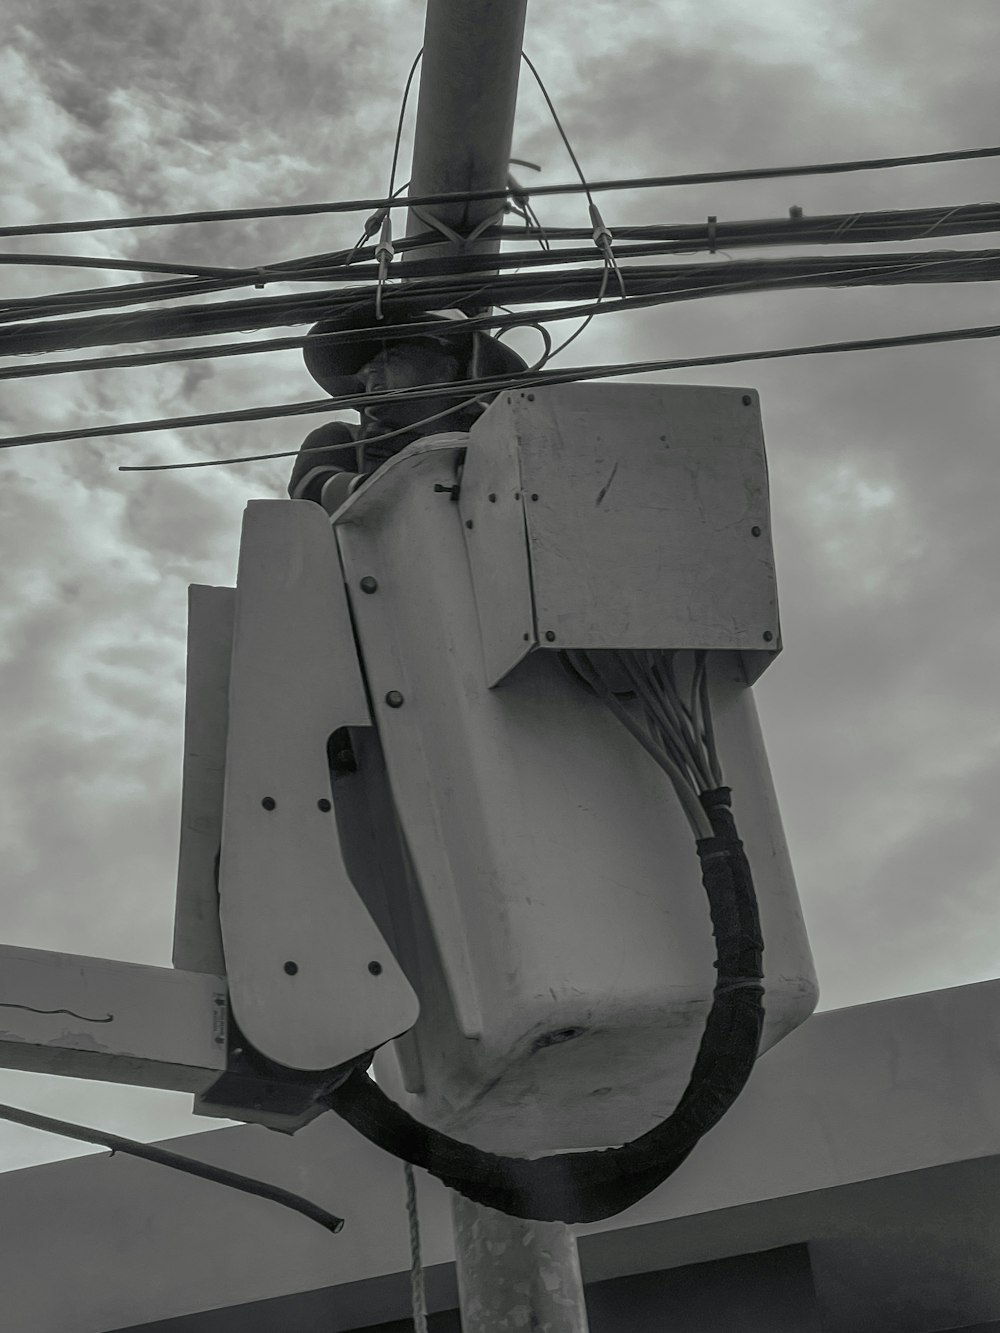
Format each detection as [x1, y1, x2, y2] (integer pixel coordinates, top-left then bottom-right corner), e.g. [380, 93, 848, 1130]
[334, 435, 815, 1155]
[460, 384, 780, 686]
[0, 943, 225, 1091]
[218, 501, 417, 1071]
[172, 584, 233, 976]
[451, 1193, 590, 1332]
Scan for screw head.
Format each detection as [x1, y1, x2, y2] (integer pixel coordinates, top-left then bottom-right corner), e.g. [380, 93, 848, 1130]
[385, 690, 405, 708]
[530, 493, 539, 502]
[465, 519, 474, 529]
[763, 630, 774, 642]
[284, 961, 299, 976]
[751, 525, 762, 537]
[544, 630, 556, 642]
[317, 798, 332, 812]
[359, 576, 378, 594]
[488, 493, 497, 503]
[526, 393, 535, 402]
[368, 960, 383, 976]
[742, 394, 753, 406]
[261, 796, 276, 811]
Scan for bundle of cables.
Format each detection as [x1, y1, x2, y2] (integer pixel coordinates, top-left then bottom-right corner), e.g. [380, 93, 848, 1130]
[322, 648, 765, 1223]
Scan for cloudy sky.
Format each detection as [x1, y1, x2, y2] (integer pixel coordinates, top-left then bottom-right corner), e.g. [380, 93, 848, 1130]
[1, 0, 998, 1172]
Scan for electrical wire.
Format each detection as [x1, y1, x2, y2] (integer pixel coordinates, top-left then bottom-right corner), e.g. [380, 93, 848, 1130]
[0, 252, 245, 278]
[521, 49, 625, 294]
[520, 51, 593, 207]
[389, 50, 423, 200]
[6, 315, 1000, 453]
[5, 194, 1000, 326]
[8, 197, 1000, 325]
[6, 235, 1000, 383]
[569, 649, 724, 841]
[566, 650, 713, 839]
[0, 1098, 344, 1234]
[539, 259, 610, 365]
[5, 143, 1000, 239]
[6, 245, 1000, 357]
[119, 393, 489, 472]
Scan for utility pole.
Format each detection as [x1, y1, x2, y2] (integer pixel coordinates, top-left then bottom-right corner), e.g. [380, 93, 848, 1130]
[401, 2, 592, 1329]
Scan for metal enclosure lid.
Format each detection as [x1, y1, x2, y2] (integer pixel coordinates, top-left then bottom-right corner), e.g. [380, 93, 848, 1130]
[459, 383, 780, 686]
[218, 501, 419, 1071]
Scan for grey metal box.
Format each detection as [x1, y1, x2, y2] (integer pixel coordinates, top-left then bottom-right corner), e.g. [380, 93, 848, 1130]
[458, 382, 780, 686]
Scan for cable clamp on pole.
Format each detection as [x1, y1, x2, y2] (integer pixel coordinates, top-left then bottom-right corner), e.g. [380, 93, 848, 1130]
[375, 214, 395, 320]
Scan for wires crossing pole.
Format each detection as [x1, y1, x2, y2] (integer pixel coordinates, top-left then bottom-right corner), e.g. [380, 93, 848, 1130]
[402, 2, 591, 1329]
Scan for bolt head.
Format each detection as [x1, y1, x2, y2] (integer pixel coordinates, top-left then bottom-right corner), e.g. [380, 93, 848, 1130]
[742, 394, 753, 406]
[368, 960, 383, 976]
[284, 961, 299, 976]
[751, 525, 762, 537]
[385, 690, 405, 708]
[545, 630, 556, 642]
[465, 519, 474, 529]
[359, 576, 378, 594]
[261, 796, 276, 811]
[317, 798, 332, 812]
[763, 630, 774, 642]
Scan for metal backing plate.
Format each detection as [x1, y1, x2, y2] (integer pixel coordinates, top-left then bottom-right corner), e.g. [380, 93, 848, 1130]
[173, 584, 233, 976]
[218, 501, 418, 1071]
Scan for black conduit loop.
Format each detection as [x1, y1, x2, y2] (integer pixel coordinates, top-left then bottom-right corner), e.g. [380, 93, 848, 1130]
[322, 786, 765, 1223]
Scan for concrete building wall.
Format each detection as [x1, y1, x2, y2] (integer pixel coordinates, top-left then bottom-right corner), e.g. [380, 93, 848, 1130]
[1, 979, 999, 1331]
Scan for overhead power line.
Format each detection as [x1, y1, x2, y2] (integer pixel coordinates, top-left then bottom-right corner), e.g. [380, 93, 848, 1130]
[2, 249, 1000, 359]
[8, 198, 1000, 324]
[2, 319, 999, 453]
[2, 143, 999, 239]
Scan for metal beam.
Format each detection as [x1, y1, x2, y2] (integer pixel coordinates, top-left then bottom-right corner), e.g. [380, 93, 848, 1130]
[0, 944, 226, 1092]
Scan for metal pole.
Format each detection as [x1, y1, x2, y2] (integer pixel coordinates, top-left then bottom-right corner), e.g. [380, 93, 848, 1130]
[401, 3, 589, 1328]
[403, 0, 529, 274]
[451, 1192, 591, 1333]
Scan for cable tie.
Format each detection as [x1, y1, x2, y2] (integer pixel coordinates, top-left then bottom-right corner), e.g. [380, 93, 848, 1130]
[707, 216, 717, 253]
[253, 267, 266, 290]
[409, 205, 465, 245]
[465, 208, 506, 244]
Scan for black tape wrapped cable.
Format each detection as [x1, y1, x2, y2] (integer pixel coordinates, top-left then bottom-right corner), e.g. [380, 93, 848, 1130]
[322, 787, 764, 1223]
